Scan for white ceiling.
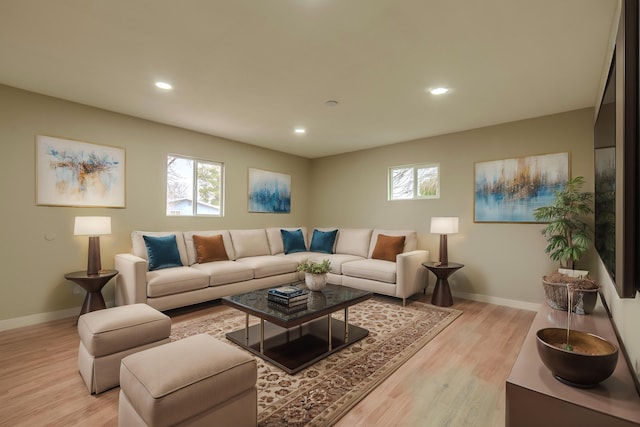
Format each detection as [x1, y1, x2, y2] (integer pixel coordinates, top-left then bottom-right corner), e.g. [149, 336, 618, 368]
[0, 0, 618, 158]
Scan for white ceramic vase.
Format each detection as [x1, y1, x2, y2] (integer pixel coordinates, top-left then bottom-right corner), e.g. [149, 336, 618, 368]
[304, 273, 327, 291]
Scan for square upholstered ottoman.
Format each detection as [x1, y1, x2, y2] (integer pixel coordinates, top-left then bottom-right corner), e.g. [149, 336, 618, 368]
[119, 334, 257, 427]
[77, 303, 171, 394]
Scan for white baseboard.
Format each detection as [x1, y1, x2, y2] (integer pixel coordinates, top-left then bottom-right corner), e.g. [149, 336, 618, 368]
[0, 306, 81, 331]
[452, 290, 541, 312]
[0, 299, 119, 331]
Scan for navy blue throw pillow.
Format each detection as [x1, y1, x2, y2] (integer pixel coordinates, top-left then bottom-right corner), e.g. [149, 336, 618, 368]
[281, 229, 307, 254]
[143, 234, 183, 271]
[310, 229, 338, 254]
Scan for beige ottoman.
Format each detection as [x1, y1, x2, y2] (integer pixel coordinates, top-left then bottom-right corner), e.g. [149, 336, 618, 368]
[119, 334, 257, 427]
[77, 303, 171, 394]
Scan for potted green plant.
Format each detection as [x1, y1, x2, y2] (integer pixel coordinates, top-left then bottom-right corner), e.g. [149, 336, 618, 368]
[297, 259, 331, 291]
[533, 176, 599, 314]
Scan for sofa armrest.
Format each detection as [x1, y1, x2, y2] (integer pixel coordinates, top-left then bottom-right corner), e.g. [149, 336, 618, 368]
[395, 250, 429, 300]
[114, 253, 148, 306]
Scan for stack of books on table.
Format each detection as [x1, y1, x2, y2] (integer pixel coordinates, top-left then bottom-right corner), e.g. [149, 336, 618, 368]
[267, 286, 309, 309]
[267, 300, 308, 314]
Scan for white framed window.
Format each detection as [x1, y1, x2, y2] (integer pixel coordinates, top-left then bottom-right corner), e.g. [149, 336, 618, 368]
[166, 154, 224, 216]
[388, 163, 440, 200]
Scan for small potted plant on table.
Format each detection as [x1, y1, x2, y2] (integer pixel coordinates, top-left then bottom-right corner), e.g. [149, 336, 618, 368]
[297, 259, 331, 291]
[533, 176, 599, 314]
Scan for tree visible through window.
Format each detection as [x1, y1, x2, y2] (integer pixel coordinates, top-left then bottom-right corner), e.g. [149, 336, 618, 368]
[167, 155, 223, 216]
[389, 163, 439, 200]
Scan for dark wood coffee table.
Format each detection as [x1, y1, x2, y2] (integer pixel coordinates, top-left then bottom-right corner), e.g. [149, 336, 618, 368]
[222, 283, 372, 374]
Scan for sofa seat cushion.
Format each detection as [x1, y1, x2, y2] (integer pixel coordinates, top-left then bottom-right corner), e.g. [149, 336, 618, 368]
[146, 267, 209, 297]
[309, 254, 365, 274]
[277, 251, 315, 263]
[192, 261, 255, 286]
[277, 252, 309, 263]
[235, 256, 298, 279]
[341, 259, 397, 284]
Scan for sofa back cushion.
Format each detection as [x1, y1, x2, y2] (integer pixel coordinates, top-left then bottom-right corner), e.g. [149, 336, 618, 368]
[184, 230, 236, 264]
[131, 231, 188, 266]
[368, 229, 417, 258]
[266, 227, 308, 255]
[230, 229, 271, 258]
[335, 228, 373, 258]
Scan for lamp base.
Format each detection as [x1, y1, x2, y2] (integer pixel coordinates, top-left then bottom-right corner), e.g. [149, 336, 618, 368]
[87, 236, 102, 275]
[439, 234, 448, 264]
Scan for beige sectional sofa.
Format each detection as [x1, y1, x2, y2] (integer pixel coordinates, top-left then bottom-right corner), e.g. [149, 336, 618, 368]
[114, 227, 429, 311]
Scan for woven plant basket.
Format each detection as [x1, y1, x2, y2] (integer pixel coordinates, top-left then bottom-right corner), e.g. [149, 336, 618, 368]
[542, 278, 599, 315]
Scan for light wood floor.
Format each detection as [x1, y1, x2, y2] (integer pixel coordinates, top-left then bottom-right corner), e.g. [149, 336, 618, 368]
[0, 294, 535, 427]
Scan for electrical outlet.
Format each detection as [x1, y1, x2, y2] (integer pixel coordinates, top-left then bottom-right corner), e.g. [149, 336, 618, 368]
[73, 285, 82, 295]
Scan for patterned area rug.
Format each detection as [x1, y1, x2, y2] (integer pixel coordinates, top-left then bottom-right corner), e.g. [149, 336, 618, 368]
[170, 297, 461, 426]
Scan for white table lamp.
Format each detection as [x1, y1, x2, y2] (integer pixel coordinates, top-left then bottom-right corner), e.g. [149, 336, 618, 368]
[430, 217, 459, 264]
[74, 216, 111, 275]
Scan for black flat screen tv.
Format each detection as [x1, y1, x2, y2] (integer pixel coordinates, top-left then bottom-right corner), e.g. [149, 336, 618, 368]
[594, 57, 616, 283]
[593, 0, 639, 298]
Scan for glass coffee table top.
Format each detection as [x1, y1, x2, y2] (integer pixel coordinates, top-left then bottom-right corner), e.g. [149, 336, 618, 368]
[222, 282, 372, 328]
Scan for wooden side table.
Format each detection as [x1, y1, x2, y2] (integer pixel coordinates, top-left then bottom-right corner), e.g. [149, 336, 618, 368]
[422, 262, 464, 307]
[65, 270, 118, 319]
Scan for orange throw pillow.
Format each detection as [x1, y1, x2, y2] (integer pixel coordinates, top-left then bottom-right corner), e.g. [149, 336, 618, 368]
[371, 234, 406, 262]
[193, 234, 229, 263]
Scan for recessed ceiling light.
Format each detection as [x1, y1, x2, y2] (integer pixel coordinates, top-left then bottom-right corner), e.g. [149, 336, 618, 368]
[325, 100, 339, 107]
[294, 128, 306, 134]
[155, 81, 173, 90]
[429, 87, 449, 95]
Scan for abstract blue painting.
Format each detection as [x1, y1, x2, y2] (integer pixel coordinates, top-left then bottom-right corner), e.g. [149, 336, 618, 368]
[37, 135, 125, 207]
[474, 152, 568, 223]
[248, 168, 291, 213]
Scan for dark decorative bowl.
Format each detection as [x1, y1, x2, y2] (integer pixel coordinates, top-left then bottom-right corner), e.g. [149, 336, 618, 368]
[536, 328, 618, 388]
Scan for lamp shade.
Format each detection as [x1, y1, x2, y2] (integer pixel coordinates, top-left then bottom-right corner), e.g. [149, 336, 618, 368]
[430, 217, 459, 234]
[74, 216, 111, 236]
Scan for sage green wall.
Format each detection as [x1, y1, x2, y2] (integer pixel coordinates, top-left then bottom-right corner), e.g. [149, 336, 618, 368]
[309, 108, 595, 305]
[0, 84, 310, 321]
